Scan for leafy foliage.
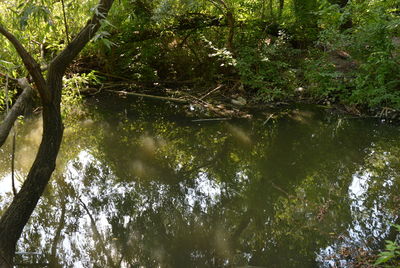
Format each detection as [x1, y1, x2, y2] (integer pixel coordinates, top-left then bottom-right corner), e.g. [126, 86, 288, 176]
[375, 225, 400, 267]
[308, 0, 400, 109]
[61, 71, 101, 116]
[236, 36, 298, 101]
[2, 0, 400, 110]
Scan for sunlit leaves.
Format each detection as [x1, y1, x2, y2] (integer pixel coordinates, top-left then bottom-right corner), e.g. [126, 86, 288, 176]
[18, 3, 52, 29]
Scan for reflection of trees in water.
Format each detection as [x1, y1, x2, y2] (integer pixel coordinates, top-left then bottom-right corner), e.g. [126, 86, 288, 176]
[318, 141, 400, 267]
[0, 101, 399, 267]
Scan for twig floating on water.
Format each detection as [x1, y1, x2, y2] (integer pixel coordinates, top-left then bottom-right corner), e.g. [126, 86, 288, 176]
[192, 118, 230, 122]
[263, 113, 274, 125]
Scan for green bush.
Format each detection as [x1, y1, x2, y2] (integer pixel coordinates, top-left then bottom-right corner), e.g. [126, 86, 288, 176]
[302, 51, 348, 103]
[236, 35, 298, 102]
[351, 52, 400, 109]
[311, 0, 400, 109]
[375, 225, 400, 267]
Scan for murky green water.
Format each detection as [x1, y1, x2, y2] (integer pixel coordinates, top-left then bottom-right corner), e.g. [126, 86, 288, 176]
[0, 94, 399, 267]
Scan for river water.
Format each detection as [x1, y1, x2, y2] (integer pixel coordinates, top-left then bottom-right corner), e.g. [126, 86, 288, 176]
[0, 94, 399, 267]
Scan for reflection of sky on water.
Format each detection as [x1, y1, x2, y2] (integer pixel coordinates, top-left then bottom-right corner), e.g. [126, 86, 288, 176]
[1, 102, 399, 267]
[1, 147, 242, 267]
[63, 150, 117, 267]
[183, 171, 222, 212]
[317, 150, 397, 267]
[0, 172, 22, 195]
[56, 150, 227, 267]
[45, 150, 227, 267]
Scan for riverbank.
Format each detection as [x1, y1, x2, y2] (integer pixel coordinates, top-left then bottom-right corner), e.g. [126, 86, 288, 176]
[77, 78, 400, 124]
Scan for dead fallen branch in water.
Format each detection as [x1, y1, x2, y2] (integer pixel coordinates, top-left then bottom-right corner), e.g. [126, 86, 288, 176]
[179, 91, 251, 118]
[106, 90, 189, 103]
[192, 118, 230, 122]
[200, 84, 223, 100]
[107, 87, 252, 119]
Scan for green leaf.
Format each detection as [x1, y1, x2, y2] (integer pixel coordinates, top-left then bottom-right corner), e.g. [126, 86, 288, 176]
[101, 38, 115, 49]
[375, 255, 393, 265]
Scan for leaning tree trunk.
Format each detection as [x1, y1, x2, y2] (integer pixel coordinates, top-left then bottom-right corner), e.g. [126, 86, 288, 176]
[0, 0, 114, 266]
[0, 78, 34, 147]
[0, 101, 63, 267]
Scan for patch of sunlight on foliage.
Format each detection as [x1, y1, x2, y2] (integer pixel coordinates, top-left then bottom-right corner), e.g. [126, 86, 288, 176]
[61, 71, 101, 118]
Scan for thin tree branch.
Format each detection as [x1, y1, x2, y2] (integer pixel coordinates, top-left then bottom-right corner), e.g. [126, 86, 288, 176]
[50, 0, 114, 74]
[206, 0, 225, 13]
[0, 25, 49, 103]
[0, 73, 18, 82]
[61, 0, 71, 44]
[215, 0, 229, 10]
[78, 197, 116, 268]
[49, 193, 66, 266]
[11, 129, 17, 196]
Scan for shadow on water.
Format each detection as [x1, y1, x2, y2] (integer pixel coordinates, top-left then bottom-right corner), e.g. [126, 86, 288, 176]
[0, 94, 399, 267]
